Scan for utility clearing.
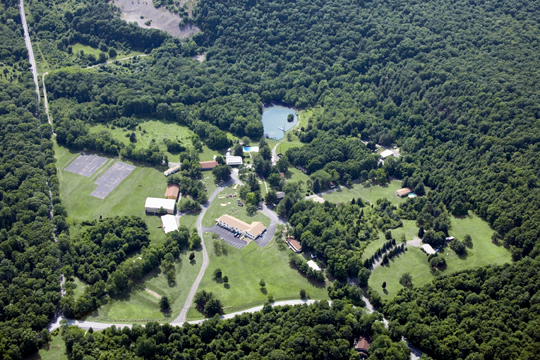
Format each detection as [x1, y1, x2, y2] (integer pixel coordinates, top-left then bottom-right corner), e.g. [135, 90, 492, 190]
[113, 0, 200, 38]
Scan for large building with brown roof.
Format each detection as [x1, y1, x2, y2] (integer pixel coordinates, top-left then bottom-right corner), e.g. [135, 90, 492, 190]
[216, 214, 267, 240]
[287, 237, 301, 253]
[396, 187, 412, 197]
[200, 160, 219, 171]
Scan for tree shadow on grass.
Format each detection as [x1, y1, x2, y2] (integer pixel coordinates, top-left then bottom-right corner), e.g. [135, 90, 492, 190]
[260, 287, 267, 295]
[224, 284, 230, 289]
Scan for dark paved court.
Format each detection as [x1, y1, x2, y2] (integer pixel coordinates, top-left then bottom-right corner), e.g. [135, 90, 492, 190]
[90, 162, 135, 199]
[65, 154, 108, 177]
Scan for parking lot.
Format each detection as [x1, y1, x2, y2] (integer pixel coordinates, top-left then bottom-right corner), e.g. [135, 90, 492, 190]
[205, 225, 248, 249]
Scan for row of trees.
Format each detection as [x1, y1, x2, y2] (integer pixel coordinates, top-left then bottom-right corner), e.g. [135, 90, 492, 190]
[61, 300, 410, 359]
[0, 2, 61, 357]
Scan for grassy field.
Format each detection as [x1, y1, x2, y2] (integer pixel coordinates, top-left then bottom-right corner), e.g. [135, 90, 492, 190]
[89, 119, 196, 162]
[72, 277, 88, 299]
[201, 184, 271, 228]
[88, 249, 202, 322]
[370, 212, 511, 299]
[54, 143, 168, 246]
[323, 180, 405, 206]
[28, 332, 68, 360]
[186, 233, 329, 320]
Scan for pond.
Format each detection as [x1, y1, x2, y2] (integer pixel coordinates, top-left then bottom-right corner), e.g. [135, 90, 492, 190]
[262, 105, 298, 140]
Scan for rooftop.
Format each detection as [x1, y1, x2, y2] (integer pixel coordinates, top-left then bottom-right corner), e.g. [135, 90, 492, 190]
[380, 149, 394, 158]
[200, 160, 219, 169]
[396, 187, 412, 197]
[307, 260, 321, 271]
[145, 197, 176, 211]
[165, 184, 180, 199]
[161, 214, 178, 234]
[421, 243, 437, 255]
[287, 237, 301, 252]
[217, 214, 266, 237]
[226, 156, 243, 166]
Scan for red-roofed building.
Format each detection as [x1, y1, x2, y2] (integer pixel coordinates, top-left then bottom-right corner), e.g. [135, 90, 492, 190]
[354, 336, 371, 359]
[200, 160, 218, 170]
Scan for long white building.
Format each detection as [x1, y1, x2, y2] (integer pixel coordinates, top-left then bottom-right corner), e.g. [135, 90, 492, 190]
[145, 197, 176, 214]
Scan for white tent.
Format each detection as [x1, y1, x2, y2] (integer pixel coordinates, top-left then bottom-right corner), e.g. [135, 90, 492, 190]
[307, 260, 322, 271]
[161, 214, 178, 234]
[380, 149, 394, 159]
[421, 244, 436, 255]
[145, 197, 176, 214]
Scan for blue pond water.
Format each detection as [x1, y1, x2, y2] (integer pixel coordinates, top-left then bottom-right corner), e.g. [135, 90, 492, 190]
[262, 105, 298, 140]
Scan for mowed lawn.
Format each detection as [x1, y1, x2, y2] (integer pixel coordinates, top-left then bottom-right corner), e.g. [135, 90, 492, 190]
[201, 184, 271, 228]
[89, 119, 195, 162]
[29, 332, 68, 360]
[54, 143, 169, 246]
[89, 249, 202, 322]
[323, 180, 406, 206]
[370, 212, 511, 299]
[186, 233, 329, 320]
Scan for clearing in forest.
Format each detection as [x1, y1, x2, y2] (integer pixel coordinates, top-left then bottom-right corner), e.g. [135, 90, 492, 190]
[186, 234, 329, 320]
[113, 0, 199, 39]
[370, 212, 511, 299]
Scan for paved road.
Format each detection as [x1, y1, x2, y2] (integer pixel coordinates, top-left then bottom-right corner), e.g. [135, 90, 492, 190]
[50, 299, 321, 331]
[19, 0, 39, 104]
[172, 180, 232, 323]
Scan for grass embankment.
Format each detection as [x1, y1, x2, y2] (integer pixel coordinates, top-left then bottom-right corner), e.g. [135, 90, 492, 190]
[370, 212, 511, 299]
[322, 180, 405, 206]
[187, 233, 329, 320]
[89, 249, 202, 322]
[201, 184, 271, 228]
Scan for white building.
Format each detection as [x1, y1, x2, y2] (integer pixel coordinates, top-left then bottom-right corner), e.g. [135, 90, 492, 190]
[216, 214, 266, 239]
[307, 260, 322, 271]
[145, 197, 176, 214]
[161, 214, 178, 234]
[164, 165, 180, 176]
[421, 244, 437, 255]
[226, 156, 243, 166]
[380, 149, 394, 159]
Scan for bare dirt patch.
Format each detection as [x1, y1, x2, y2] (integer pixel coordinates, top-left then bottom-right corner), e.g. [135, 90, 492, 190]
[145, 288, 162, 299]
[112, 0, 200, 39]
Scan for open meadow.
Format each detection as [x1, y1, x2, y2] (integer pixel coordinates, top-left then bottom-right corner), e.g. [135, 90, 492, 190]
[86, 249, 202, 322]
[322, 180, 405, 206]
[28, 331, 68, 360]
[54, 143, 169, 246]
[186, 233, 329, 320]
[370, 212, 511, 299]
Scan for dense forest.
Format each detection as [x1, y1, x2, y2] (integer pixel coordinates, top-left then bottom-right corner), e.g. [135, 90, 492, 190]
[384, 257, 540, 360]
[38, 0, 540, 257]
[61, 301, 410, 360]
[6, 0, 540, 357]
[0, 2, 61, 358]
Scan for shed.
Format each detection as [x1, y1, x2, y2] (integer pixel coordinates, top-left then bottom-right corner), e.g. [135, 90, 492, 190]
[276, 191, 285, 200]
[421, 244, 436, 255]
[396, 188, 412, 197]
[380, 149, 394, 159]
[307, 260, 322, 271]
[226, 156, 243, 166]
[445, 236, 455, 243]
[286, 237, 301, 253]
[161, 214, 178, 234]
[200, 160, 218, 171]
[145, 197, 176, 214]
[165, 184, 180, 200]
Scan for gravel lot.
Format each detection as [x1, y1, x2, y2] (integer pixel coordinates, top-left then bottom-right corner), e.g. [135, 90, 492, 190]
[90, 162, 135, 199]
[65, 154, 108, 177]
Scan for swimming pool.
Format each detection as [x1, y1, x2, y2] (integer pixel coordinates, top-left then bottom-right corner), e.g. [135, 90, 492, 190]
[243, 146, 259, 153]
